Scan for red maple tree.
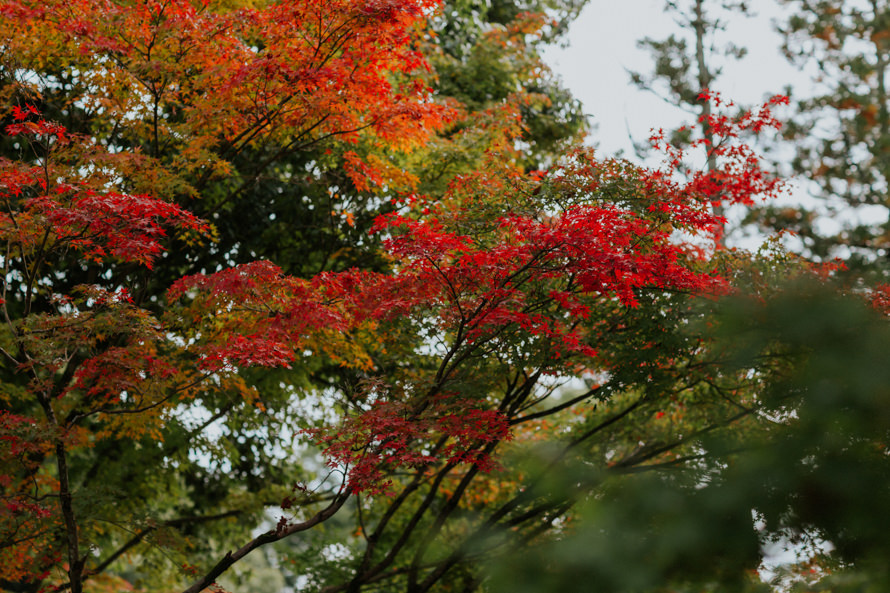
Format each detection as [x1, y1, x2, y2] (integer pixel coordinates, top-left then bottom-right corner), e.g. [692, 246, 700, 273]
[0, 0, 793, 589]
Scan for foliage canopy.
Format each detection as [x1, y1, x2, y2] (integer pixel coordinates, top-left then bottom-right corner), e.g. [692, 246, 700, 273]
[1, 1, 889, 592]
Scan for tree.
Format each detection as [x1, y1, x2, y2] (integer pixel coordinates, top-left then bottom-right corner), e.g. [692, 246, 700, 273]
[0, 1, 802, 592]
[630, 0, 751, 115]
[1, 0, 447, 590]
[761, 0, 890, 276]
[427, 0, 589, 170]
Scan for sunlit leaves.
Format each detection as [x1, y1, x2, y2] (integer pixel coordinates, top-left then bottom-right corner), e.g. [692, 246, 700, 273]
[0, 0, 448, 196]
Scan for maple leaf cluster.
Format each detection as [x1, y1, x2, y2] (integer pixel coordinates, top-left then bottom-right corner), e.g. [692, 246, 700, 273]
[1, 114, 209, 269]
[305, 395, 512, 495]
[649, 91, 789, 209]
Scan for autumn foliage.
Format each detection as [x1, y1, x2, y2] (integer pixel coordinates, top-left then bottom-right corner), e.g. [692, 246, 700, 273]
[0, 0, 803, 591]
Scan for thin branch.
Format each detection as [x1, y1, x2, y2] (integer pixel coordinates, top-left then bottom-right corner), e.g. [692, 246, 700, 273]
[181, 492, 350, 593]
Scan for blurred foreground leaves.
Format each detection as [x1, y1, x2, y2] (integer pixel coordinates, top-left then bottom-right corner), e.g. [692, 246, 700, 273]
[487, 282, 890, 593]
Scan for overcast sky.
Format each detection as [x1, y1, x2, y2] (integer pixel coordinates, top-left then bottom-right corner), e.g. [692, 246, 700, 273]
[544, 0, 810, 158]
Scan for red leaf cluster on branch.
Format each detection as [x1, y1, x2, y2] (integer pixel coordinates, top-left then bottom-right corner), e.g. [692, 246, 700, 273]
[305, 394, 512, 495]
[650, 91, 789, 208]
[2, 109, 209, 269]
